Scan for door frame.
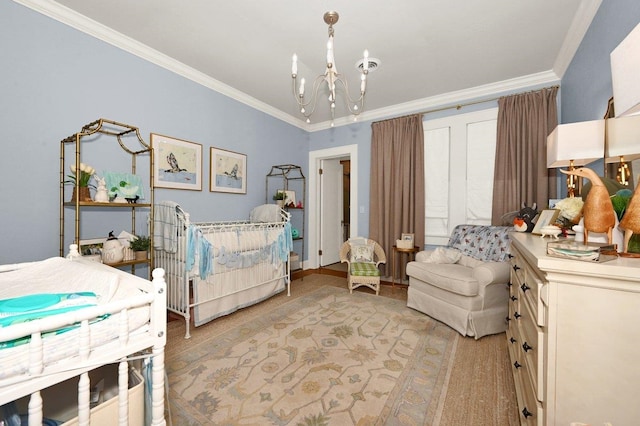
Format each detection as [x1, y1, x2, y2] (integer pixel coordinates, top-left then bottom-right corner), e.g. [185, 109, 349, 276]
[308, 144, 358, 270]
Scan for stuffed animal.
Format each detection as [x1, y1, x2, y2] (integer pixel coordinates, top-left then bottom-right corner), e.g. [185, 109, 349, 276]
[513, 202, 538, 233]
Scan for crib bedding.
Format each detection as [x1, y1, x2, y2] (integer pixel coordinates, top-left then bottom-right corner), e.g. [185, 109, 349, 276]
[0, 257, 150, 383]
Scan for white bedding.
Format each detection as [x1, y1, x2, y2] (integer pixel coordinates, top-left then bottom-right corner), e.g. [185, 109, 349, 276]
[0, 257, 150, 382]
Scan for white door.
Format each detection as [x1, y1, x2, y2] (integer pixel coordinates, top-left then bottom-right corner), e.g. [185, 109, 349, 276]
[320, 158, 343, 266]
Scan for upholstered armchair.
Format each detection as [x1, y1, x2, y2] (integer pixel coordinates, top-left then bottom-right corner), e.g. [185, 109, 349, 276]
[406, 224, 512, 339]
[339, 238, 386, 295]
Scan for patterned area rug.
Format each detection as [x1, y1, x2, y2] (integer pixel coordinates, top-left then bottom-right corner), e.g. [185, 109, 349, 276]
[166, 286, 458, 425]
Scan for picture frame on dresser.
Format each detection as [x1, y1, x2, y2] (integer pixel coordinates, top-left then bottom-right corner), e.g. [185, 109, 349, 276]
[531, 209, 559, 235]
[151, 133, 203, 191]
[210, 147, 247, 194]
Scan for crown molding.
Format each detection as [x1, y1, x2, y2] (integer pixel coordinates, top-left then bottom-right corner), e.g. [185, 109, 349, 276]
[553, 0, 602, 78]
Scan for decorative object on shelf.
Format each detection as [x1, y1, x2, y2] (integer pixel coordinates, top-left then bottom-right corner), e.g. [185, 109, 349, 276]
[560, 167, 616, 244]
[210, 147, 247, 194]
[273, 190, 286, 207]
[93, 175, 110, 203]
[513, 202, 538, 233]
[104, 171, 144, 203]
[296, 200, 303, 208]
[129, 235, 151, 260]
[531, 209, 560, 235]
[101, 231, 124, 264]
[291, 228, 300, 239]
[284, 190, 296, 207]
[539, 225, 562, 239]
[290, 11, 378, 126]
[66, 162, 95, 202]
[151, 133, 203, 191]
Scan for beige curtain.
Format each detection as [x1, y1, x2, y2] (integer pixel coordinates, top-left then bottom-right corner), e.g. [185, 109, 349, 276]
[370, 114, 425, 278]
[491, 87, 559, 224]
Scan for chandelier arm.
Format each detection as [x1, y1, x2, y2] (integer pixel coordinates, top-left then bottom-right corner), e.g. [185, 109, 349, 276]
[292, 74, 329, 118]
[332, 76, 366, 115]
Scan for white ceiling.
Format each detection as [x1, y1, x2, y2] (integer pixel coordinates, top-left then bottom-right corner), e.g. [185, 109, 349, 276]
[20, 0, 602, 131]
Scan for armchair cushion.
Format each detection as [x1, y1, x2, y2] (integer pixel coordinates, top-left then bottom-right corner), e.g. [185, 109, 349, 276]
[350, 262, 381, 277]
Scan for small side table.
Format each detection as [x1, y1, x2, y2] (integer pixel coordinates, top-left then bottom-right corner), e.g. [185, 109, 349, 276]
[392, 245, 420, 287]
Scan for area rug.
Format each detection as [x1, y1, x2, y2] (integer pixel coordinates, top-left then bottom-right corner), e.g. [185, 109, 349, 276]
[166, 286, 458, 425]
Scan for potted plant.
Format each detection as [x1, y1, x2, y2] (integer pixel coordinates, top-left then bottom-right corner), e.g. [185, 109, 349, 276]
[129, 235, 151, 260]
[273, 190, 286, 207]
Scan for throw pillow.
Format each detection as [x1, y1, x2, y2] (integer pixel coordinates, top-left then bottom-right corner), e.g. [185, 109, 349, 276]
[423, 247, 462, 264]
[350, 242, 375, 263]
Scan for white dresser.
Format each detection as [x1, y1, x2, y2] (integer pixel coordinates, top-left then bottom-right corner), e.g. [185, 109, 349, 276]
[508, 232, 640, 426]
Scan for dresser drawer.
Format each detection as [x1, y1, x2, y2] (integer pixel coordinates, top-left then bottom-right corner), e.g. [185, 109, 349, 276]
[518, 359, 542, 426]
[518, 296, 540, 399]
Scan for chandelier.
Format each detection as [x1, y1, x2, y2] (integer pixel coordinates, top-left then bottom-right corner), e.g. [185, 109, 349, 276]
[291, 11, 377, 125]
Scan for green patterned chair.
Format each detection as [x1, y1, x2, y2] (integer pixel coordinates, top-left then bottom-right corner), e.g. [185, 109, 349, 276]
[339, 238, 386, 295]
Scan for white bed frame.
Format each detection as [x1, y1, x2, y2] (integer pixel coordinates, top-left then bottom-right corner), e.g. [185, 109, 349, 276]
[0, 256, 166, 426]
[155, 205, 291, 339]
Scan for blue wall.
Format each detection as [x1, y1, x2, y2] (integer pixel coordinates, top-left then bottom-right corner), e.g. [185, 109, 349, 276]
[0, 1, 307, 263]
[561, 0, 640, 123]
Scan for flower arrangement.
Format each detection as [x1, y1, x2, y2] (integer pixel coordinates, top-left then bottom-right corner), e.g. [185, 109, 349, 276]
[554, 197, 584, 223]
[67, 163, 95, 187]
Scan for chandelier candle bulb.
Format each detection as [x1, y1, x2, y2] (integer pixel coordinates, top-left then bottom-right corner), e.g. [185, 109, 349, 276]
[363, 49, 369, 71]
[291, 54, 297, 76]
[299, 78, 305, 96]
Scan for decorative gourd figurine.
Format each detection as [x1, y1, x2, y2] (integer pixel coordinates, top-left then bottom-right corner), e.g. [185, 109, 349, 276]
[101, 231, 124, 264]
[560, 168, 616, 244]
[619, 177, 640, 254]
[93, 175, 109, 203]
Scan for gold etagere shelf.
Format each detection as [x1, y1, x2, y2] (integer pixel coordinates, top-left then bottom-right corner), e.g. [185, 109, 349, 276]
[59, 118, 154, 273]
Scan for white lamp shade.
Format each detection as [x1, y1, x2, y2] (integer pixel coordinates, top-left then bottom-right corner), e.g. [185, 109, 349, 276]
[605, 115, 640, 162]
[611, 22, 640, 117]
[547, 119, 605, 168]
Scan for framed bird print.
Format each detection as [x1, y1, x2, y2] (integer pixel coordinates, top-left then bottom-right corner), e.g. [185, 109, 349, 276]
[210, 147, 247, 194]
[151, 133, 203, 190]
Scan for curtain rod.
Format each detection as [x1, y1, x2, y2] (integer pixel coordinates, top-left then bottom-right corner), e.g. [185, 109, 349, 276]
[376, 85, 560, 123]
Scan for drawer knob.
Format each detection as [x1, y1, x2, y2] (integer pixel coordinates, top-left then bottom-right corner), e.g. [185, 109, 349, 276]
[514, 312, 522, 319]
[510, 295, 518, 301]
[522, 407, 533, 418]
[507, 281, 513, 287]
[514, 361, 522, 369]
[512, 265, 521, 272]
[508, 254, 514, 259]
[510, 337, 517, 344]
[520, 283, 530, 293]
[522, 342, 533, 352]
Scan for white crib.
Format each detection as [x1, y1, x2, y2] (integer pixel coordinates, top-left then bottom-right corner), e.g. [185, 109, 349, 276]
[0, 255, 166, 425]
[154, 203, 292, 339]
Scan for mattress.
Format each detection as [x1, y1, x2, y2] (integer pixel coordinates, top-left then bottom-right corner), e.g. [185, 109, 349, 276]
[0, 257, 151, 382]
